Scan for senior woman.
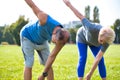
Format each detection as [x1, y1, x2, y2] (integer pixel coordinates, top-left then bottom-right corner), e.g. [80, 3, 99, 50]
[63, 0, 115, 80]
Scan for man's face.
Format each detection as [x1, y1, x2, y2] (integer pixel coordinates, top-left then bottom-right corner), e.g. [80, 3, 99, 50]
[52, 29, 69, 44]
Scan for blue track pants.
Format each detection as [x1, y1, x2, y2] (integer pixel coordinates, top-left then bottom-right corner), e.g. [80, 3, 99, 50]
[76, 42, 106, 78]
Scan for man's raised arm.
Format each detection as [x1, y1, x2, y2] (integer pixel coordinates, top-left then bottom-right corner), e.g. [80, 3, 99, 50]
[25, 0, 47, 25]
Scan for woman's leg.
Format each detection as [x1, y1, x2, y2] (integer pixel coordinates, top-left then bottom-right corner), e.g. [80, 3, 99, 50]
[76, 42, 88, 80]
[89, 46, 106, 79]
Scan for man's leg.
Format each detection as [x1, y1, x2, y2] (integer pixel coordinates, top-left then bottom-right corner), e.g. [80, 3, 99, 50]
[21, 37, 34, 80]
[37, 50, 54, 80]
[37, 41, 54, 80]
[24, 67, 32, 80]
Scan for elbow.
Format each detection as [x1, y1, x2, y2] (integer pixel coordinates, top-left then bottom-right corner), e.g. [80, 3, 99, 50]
[49, 54, 56, 62]
[95, 56, 102, 64]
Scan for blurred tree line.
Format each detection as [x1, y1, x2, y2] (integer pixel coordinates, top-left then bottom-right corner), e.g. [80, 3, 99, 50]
[0, 16, 29, 45]
[0, 6, 120, 45]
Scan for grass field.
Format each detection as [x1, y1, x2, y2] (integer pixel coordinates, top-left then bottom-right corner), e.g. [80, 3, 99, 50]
[0, 44, 120, 80]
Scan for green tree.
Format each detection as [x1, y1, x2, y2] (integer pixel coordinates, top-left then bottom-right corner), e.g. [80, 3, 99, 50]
[9, 15, 29, 45]
[2, 26, 15, 44]
[114, 19, 120, 43]
[68, 28, 77, 43]
[93, 6, 100, 23]
[75, 24, 82, 29]
[0, 27, 5, 43]
[85, 5, 90, 20]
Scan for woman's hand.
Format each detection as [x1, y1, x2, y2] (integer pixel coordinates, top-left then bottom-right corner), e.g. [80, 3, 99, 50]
[63, 0, 71, 7]
[85, 73, 91, 80]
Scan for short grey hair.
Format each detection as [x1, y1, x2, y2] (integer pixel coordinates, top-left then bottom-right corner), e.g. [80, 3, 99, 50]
[99, 27, 115, 44]
[56, 28, 65, 40]
[56, 28, 70, 43]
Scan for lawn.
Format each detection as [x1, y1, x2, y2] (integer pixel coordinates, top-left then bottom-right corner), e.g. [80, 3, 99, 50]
[0, 44, 120, 80]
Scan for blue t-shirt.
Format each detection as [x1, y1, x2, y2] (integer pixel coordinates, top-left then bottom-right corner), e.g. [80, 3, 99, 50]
[21, 15, 63, 44]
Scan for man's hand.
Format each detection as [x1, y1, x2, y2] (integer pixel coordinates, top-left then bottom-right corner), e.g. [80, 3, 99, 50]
[38, 75, 45, 80]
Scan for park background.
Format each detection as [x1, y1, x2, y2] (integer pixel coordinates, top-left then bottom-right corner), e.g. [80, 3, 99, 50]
[0, 44, 120, 80]
[0, 0, 120, 80]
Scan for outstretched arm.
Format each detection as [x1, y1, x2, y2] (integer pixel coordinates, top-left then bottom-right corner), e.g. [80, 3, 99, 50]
[25, 0, 47, 25]
[85, 50, 104, 80]
[63, 0, 85, 20]
[44, 43, 64, 72]
[38, 43, 65, 80]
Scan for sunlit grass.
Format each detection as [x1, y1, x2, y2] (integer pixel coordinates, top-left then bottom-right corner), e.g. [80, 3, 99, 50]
[0, 44, 120, 80]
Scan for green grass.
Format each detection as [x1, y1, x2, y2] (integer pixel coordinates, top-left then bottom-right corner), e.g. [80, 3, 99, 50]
[0, 44, 120, 80]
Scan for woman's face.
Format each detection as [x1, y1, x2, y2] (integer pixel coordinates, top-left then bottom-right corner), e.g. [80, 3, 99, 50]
[98, 28, 108, 44]
[98, 34, 106, 44]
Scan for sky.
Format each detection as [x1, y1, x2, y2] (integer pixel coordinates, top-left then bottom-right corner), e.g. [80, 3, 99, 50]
[0, 0, 120, 27]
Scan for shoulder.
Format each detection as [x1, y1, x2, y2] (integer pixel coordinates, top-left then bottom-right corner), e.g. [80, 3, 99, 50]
[81, 18, 92, 26]
[81, 18, 88, 23]
[46, 15, 62, 27]
[101, 43, 109, 52]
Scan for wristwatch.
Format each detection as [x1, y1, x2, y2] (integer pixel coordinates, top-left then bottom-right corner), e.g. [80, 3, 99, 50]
[42, 72, 48, 77]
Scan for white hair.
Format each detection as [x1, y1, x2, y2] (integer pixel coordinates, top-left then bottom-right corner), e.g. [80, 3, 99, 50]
[99, 27, 115, 44]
